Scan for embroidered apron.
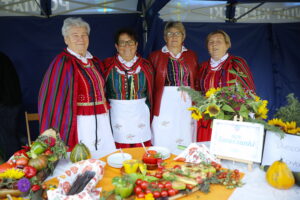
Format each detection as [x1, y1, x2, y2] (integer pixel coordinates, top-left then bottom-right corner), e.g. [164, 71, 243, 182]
[151, 86, 196, 152]
[109, 98, 151, 144]
[77, 113, 116, 152]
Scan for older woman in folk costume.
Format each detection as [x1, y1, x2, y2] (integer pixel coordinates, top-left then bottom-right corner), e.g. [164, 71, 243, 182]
[103, 28, 153, 148]
[38, 17, 116, 152]
[197, 30, 256, 142]
[149, 21, 198, 152]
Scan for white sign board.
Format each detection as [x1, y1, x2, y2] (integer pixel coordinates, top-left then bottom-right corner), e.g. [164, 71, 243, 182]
[262, 131, 300, 172]
[210, 119, 264, 163]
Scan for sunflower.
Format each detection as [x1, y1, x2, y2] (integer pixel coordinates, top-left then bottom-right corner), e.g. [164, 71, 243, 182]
[205, 104, 221, 117]
[283, 121, 298, 134]
[0, 168, 24, 179]
[188, 107, 202, 120]
[205, 87, 221, 98]
[256, 100, 268, 119]
[268, 118, 286, 129]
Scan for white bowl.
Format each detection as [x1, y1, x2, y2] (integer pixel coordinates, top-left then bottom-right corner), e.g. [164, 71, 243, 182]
[148, 146, 171, 160]
[107, 153, 132, 168]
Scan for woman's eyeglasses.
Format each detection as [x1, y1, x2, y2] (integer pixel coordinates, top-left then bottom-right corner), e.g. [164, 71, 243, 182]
[118, 40, 136, 47]
[166, 32, 183, 37]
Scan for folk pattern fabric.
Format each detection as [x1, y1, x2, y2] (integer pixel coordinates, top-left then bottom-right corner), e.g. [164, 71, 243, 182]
[38, 50, 108, 149]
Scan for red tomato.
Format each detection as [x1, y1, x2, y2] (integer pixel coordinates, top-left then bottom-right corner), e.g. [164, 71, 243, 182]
[158, 183, 164, 189]
[186, 184, 194, 190]
[234, 169, 239, 174]
[173, 189, 179, 194]
[135, 179, 143, 186]
[153, 191, 160, 198]
[173, 165, 181, 169]
[150, 182, 158, 188]
[196, 176, 204, 184]
[161, 190, 168, 197]
[140, 181, 148, 190]
[164, 181, 172, 189]
[134, 186, 142, 194]
[137, 192, 145, 198]
[168, 188, 176, 196]
[155, 172, 162, 179]
[145, 189, 152, 194]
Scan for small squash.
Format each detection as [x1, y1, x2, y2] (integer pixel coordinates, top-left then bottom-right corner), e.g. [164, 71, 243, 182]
[28, 155, 48, 171]
[70, 142, 91, 163]
[266, 159, 295, 189]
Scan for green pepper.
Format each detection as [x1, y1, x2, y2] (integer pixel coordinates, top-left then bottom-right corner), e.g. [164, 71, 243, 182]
[30, 142, 47, 155]
[114, 183, 133, 198]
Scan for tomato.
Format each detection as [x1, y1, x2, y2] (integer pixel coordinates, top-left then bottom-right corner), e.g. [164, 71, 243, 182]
[164, 181, 172, 189]
[175, 157, 186, 162]
[145, 189, 152, 194]
[150, 182, 158, 188]
[137, 192, 145, 198]
[153, 191, 160, 198]
[155, 172, 162, 179]
[160, 190, 168, 197]
[140, 181, 148, 190]
[196, 176, 204, 184]
[134, 186, 142, 194]
[234, 169, 239, 174]
[186, 184, 194, 190]
[135, 179, 143, 186]
[168, 188, 176, 196]
[173, 165, 181, 169]
[31, 185, 41, 192]
[158, 183, 164, 189]
[16, 157, 29, 166]
[173, 189, 179, 194]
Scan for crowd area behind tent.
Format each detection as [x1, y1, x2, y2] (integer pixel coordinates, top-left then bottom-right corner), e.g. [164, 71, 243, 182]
[0, 0, 300, 159]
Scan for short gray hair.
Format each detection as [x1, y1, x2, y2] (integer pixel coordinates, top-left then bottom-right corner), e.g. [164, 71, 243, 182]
[62, 17, 90, 37]
[164, 21, 186, 39]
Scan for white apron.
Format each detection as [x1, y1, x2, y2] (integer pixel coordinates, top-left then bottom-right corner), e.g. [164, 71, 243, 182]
[109, 98, 151, 144]
[77, 113, 116, 152]
[151, 86, 196, 152]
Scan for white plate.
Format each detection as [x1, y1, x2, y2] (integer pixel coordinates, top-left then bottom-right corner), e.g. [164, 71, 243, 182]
[107, 153, 132, 168]
[148, 146, 171, 160]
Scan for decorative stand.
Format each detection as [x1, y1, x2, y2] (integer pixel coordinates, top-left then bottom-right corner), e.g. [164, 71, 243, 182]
[216, 116, 254, 171]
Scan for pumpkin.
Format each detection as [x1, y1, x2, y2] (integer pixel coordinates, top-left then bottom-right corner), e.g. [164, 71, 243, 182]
[28, 155, 48, 171]
[70, 142, 91, 163]
[266, 159, 295, 189]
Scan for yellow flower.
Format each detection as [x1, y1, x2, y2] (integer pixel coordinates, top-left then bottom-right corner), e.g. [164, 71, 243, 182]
[188, 107, 202, 120]
[145, 193, 155, 200]
[254, 96, 261, 102]
[283, 121, 298, 134]
[268, 118, 286, 129]
[205, 87, 221, 98]
[256, 100, 268, 119]
[205, 104, 220, 117]
[0, 168, 24, 179]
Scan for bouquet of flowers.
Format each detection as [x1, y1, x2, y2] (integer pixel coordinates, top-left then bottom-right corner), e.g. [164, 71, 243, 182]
[0, 128, 67, 199]
[180, 82, 284, 137]
[268, 93, 300, 136]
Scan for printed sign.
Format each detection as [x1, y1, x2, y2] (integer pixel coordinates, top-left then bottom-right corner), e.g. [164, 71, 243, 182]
[210, 119, 264, 163]
[262, 131, 300, 172]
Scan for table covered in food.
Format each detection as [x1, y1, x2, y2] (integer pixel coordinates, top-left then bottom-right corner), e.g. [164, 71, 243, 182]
[43, 144, 300, 200]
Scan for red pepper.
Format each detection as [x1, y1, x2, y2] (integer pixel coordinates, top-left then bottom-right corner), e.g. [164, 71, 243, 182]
[22, 145, 31, 151]
[31, 185, 41, 192]
[23, 166, 37, 178]
[14, 149, 29, 158]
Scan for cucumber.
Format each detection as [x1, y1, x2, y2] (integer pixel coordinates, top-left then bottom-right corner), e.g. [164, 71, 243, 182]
[172, 181, 186, 190]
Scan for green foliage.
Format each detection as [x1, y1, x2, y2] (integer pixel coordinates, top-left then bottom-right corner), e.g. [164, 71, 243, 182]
[274, 93, 300, 125]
